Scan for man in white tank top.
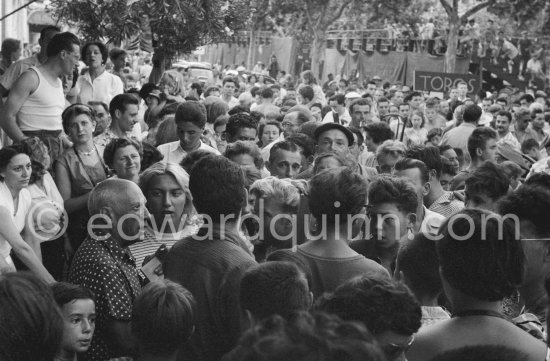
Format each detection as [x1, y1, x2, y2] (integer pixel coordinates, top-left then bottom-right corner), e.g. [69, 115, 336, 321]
[0, 32, 80, 163]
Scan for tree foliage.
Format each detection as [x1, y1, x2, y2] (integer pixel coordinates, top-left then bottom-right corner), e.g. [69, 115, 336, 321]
[50, 0, 250, 57]
[488, 0, 550, 33]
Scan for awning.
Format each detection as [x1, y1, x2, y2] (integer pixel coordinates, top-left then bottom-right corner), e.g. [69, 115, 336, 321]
[27, 10, 57, 26]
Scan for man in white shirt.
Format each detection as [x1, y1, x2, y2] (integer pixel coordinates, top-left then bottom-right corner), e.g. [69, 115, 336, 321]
[94, 93, 141, 147]
[322, 94, 351, 126]
[157, 101, 219, 164]
[495, 110, 521, 150]
[0, 32, 80, 161]
[220, 77, 239, 109]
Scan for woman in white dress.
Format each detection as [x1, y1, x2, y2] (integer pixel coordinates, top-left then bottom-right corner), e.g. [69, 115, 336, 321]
[0, 144, 55, 282]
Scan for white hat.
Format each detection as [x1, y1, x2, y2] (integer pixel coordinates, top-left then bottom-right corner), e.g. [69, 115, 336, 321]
[237, 66, 246, 72]
[345, 91, 361, 99]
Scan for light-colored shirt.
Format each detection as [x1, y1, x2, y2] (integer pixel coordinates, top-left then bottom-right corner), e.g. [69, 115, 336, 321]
[429, 191, 464, 218]
[497, 132, 521, 151]
[440, 122, 477, 157]
[0, 54, 40, 91]
[420, 206, 446, 237]
[157, 140, 220, 164]
[220, 95, 239, 109]
[0, 181, 32, 260]
[77, 70, 124, 105]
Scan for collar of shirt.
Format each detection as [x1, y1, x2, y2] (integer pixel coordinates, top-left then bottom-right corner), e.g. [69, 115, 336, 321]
[98, 235, 135, 264]
[82, 70, 109, 85]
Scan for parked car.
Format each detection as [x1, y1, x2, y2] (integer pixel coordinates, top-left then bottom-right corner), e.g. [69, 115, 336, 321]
[171, 60, 215, 85]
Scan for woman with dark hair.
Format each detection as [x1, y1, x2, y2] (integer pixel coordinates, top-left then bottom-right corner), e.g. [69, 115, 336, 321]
[0, 273, 63, 361]
[77, 41, 124, 105]
[257, 121, 281, 149]
[407, 209, 546, 361]
[0, 145, 55, 282]
[55, 104, 110, 253]
[203, 96, 229, 149]
[104, 138, 142, 184]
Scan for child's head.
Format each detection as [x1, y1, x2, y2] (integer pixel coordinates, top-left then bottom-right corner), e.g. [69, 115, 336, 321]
[132, 280, 196, 358]
[51, 282, 96, 356]
[521, 138, 540, 160]
[426, 128, 443, 146]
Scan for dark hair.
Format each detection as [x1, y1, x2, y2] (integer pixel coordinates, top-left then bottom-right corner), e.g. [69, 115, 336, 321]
[0, 273, 63, 361]
[179, 149, 214, 173]
[222, 76, 238, 88]
[349, 98, 371, 114]
[438, 209, 524, 301]
[241, 262, 310, 320]
[175, 101, 207, 128]
[519, 94, 535, 104]
[46, 32, 80, 58]
[496, 110, 513, 123]
[499, 185, 550, 237]
[81, 41, 109, 65]
[521, 138, 539, 154]
[427, 128, 443, 142]
[368, 176, 418, 215]
[223, 311, 385, 361]
[363, 122, 393, 145]
[51, 282, 96, 307]
[138, 83, 157, 100]
[465, 161, 509, 203]
[205, 99, 229, 124]
[109, 93, 139, 119]
[525, 173, 550, 190]
[228, 105, 250, 116]
[286, 133, 315, 159]
[309, 167, 367, 225]
[317, 276, 422, 336]
[226, 113, 257, 141]
[431, 345, 530, 361]
[189, 155, 246, 219]
[141, 142, 164, 170]
[531, 107, 544, 119]
[190, 82, 203, 97]
[0, 142, 31, 172]
[269, 140, 300, 164]
[329, 94, 345, 105]
[298, 86, 314, 102]
[462, 104, 482, 123]
[132, 280, 196, 357]
[397, 233, 442, 297]
[108, 47, 127, 61]
[406, 145, 442, 179]
[1, 38, 20, 58]
[348, 127, 364, 146]
[467, 127, 497, 161]
[394, 158, 430, 184]
[103, 138, 142, 170]
[39, 25, 60, 41]
[224, 140, 264, 170]
[257, 121, 281, 147]
[260, 87, 274, 99]
[496, 97, 508, 106]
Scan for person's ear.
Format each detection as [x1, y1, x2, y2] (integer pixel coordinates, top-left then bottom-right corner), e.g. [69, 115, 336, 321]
[406, 212, 417, 230]
[422, 181, 431, 197]
[114, 108, 122, 120]
[476, 147, 483, 158]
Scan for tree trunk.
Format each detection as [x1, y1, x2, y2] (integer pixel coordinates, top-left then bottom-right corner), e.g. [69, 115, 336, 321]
[445, 13, 459, 73]
[247, 27, 257, 70]
[310, 31, 326, 81]
[149, 51, 167, 84]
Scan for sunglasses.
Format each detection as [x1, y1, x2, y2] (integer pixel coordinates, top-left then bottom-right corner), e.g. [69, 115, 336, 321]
[380, 336, 414, 360]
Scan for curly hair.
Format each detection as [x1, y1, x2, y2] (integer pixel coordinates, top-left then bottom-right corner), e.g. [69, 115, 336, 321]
[224, 311, 385, 361]
[367, 175, 418, 215]
[317, 276, 422, 336]
[226, 113, 258, 141]
[437, 208, 525, 302]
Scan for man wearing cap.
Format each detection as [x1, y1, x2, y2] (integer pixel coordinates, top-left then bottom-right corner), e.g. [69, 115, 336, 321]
[314, 122, 354, 156]
[323, 94, 351, 126]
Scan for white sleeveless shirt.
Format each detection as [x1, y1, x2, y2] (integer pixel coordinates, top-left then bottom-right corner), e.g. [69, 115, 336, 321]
[17, 66, 65, 131]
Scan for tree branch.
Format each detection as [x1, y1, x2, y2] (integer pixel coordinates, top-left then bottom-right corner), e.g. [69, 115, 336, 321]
[460, 0, 495, 21]
[439, 0, 453, 17]
[303, 0, 316, 32]
[326, 0, 353, 28]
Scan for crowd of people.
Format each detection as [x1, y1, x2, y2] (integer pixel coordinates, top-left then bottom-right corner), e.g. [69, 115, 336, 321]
[3, 25, 550, 361]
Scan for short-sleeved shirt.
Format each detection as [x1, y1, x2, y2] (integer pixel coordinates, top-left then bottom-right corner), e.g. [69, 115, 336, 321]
[157, 140, 220, 164]
[77, 70, 124, 105]
[69, 236, 141, 361]
[0, 54, 40, 92]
